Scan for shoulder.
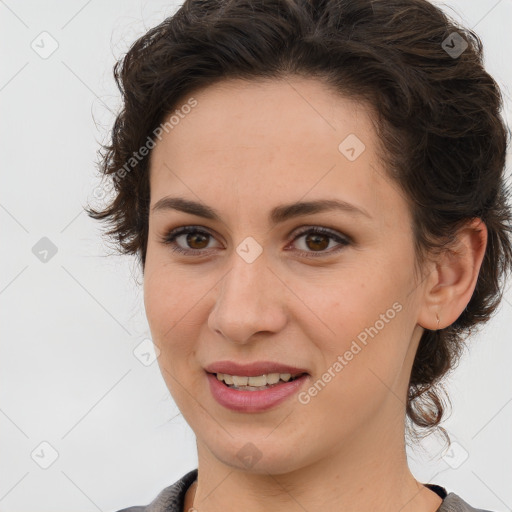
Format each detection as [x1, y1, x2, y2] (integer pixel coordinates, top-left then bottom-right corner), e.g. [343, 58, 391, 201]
[114, 468, 198, 512]
[438, 491, 499, 512]
[423, 483, 499, 512]
[113, 474, 500, 512]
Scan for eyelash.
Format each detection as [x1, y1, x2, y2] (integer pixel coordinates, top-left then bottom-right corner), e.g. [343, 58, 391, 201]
[160, 225, 351, 258]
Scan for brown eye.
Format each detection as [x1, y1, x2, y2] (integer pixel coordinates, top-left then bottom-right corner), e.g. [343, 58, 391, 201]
[185, 231, 210, 249]
[162, 225, 350, 258]
[304, 232, 330, 251]
[290, 227, 350, 257]
[162, 226, 219, 256]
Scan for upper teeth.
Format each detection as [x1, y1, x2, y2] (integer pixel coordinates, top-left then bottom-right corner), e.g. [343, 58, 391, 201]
[216, 373, 297, 386]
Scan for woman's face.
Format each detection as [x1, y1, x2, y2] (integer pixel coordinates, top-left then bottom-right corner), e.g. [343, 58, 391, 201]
[144, 77, 428, 473]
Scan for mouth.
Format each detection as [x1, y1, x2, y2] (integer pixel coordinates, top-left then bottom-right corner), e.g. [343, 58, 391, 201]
[205, 370, 310, 412]
[207, 371, 308, 391]
[203, 361, 311, 411]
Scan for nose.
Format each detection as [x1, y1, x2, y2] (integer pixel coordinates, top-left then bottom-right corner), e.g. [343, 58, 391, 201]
[207, 249, 288, 344]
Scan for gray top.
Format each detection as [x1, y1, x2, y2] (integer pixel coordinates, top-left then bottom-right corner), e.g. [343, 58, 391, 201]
[114, 468, 497, 512]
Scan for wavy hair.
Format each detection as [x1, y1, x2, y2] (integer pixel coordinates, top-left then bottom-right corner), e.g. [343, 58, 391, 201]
[86, 0, 512, 445]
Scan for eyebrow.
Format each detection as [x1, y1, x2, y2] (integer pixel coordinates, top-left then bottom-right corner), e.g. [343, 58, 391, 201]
[152, 196, 372, 225]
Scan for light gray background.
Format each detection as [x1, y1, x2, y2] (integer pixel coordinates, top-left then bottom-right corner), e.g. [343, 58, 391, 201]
[1, 1, 511, 511]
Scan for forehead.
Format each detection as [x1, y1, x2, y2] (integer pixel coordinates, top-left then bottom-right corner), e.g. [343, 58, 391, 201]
[153, 76, 373, 155]
[148, 77, 402, 223]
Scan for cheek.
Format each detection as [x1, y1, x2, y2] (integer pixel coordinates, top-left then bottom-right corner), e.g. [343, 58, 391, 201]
[299, 304, 411, 441]
[321, 298, 409, 393]
[143, 254, 209, 362]
[143, 246, 227, 398]
[307, 254, 414, 395]
[143, 263, 205, 409]
[308, 261, 407, 349]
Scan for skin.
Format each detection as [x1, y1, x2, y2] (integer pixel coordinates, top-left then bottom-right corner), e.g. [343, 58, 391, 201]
[143, 76, 487, 512]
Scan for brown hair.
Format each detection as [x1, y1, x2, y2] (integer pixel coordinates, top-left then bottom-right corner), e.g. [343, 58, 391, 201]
[86, 0, 512, 445]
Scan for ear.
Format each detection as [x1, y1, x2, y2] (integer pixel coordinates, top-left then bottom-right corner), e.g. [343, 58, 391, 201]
[417, 218, 488, 330]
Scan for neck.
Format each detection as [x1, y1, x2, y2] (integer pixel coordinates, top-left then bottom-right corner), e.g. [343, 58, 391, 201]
[188, 417, 442, 512]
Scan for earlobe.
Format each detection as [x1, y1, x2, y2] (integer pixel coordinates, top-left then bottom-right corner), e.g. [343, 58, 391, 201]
[417, 218, 488, 331]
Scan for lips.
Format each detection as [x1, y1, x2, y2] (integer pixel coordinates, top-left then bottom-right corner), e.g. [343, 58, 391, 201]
[204, 360, 309, 377]
[206, 371, 310, 412]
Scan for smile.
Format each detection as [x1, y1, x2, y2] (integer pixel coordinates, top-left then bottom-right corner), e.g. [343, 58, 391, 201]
[214, 372, 305, 390]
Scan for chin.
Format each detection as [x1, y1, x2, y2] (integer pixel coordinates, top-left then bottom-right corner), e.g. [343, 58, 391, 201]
[201, 431, 309, 475]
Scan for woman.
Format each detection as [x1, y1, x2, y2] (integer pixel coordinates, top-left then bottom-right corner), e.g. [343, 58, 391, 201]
[87, 0, 512, 511]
